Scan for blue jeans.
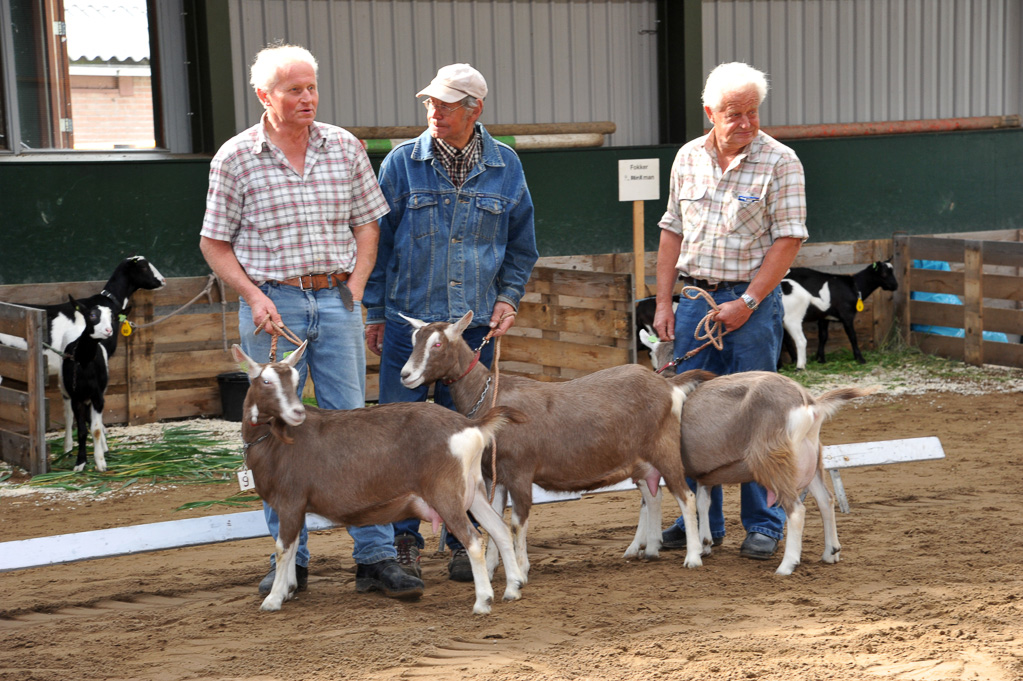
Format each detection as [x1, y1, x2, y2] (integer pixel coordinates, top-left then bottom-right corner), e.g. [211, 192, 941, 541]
[378, 319, 494, 551]
[240, 282, 395, 568]
[669, 282, 787, 542]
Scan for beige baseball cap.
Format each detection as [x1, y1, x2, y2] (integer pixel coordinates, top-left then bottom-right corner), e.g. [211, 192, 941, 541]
[416, 63, 488, 103]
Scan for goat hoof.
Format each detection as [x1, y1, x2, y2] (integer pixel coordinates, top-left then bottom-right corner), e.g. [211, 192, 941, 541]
[502, 587, 522, 602]
[473, 597, 494, 615]
[682, 557, 703, 569]
[73, 463, 86, 472]
[260, 595, 284, 611]
[774, 562, 797, 576]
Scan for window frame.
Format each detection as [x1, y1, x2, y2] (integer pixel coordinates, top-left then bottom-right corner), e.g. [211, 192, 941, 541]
[0, 0, 193, 156]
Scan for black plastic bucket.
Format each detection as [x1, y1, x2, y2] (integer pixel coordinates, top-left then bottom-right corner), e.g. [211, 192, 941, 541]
[217, 372, 250, 422]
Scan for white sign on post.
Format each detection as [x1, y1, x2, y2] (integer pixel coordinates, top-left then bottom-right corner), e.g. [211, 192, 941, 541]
[618, 158, 660, 202]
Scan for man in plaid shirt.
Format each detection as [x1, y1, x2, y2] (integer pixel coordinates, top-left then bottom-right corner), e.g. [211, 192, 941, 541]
[201, 44, 424, 600]
[653, 62, 808, 562]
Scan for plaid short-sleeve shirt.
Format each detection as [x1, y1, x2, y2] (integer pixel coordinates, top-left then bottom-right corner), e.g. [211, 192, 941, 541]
[657, 130, 808, 284]
[200, 117, 389, 281]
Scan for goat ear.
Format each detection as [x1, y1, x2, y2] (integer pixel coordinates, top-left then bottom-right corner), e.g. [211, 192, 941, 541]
[231, 344, 262, 381]
[452, 310, 474, 336]
[283, 340, 308, 367]
[398, 312, 427, 329]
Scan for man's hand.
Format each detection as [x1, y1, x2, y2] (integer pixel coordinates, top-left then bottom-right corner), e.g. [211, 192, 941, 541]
[366, 323, 385, 357]
[711, 298, 754, 333]
[653, 302, 676, 342]
[246, 290, 280, 336]
[489, 302, 517, 337]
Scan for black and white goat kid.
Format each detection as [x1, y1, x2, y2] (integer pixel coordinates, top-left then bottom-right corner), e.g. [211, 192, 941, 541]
[0, 256, 165, 461]
[60, 297, 115, 471]
[780, 261, 898, 369]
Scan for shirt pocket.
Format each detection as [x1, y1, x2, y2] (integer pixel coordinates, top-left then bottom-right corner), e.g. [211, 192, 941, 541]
[473, 196, 506, 241]
[730, 180, 770, 236]
[407, 193, 440, 238]
[678, 184, 707, 228]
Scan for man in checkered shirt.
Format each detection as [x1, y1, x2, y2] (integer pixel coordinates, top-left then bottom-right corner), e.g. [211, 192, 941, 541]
[653, 62, 809, 563]
[201, 44, 424, 600]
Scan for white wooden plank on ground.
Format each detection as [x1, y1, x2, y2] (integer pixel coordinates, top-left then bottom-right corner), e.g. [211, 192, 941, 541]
[0, 511, 334, 573]
[0, 439, 944, 572]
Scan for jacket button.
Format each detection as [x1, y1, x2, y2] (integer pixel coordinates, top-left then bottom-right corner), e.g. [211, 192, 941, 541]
[450, 280, 460, 286]
[444, 198, 451, 204]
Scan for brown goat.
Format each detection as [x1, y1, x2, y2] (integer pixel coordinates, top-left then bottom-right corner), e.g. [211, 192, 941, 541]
[398, 311, 711, 580]
[231, 342, 527, 614]
[670, 370, 876, 574]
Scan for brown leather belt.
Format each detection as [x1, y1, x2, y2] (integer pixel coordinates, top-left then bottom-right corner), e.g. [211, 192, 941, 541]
[271, 272, 349, 291]
[680, 276, 743, 293]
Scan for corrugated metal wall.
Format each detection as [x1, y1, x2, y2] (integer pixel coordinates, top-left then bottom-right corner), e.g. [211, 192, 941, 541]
[703, 0, 1023, 127]
[228, 0, 659, 147]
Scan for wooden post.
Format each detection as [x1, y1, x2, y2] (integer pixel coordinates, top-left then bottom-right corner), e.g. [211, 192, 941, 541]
[24, 307, 48, 475]
[632, 200, 646, 302]
[963, 240, 984, 366]
[892, 234, 911, 345]
[126, 290, 157, 425]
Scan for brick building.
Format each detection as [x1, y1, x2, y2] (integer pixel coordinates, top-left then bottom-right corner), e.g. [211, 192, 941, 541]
[66, 0, 155, 150]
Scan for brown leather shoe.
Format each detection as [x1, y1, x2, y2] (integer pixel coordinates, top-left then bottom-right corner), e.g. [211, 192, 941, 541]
[447, 547, 474, 582]
[394, 533, 422, 578]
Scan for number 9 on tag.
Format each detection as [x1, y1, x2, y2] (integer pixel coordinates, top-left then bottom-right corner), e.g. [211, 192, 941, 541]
[237, 469, 256, 491]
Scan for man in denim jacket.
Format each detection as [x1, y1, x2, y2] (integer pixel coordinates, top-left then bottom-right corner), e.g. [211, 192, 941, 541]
[364, 63, 538, 585]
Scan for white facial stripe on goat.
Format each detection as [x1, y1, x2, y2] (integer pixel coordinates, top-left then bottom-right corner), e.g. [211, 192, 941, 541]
[147, 260, 167, 285]
[260, 365, 295, 417]
[404, 328, 443, 385]
[92, 307, 114, 339]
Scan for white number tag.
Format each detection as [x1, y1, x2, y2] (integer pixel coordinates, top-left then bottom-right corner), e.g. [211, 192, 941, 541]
[237, 469, 256, 491]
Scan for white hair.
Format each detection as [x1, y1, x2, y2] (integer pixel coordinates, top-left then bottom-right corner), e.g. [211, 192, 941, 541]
[702, 62, 768, 112]
[249, 44, 318, 94]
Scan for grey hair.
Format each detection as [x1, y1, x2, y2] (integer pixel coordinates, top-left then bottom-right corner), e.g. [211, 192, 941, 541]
[250, 43, 318, 94]
[702, 62, 768, 112]
[461, 96, 481, 111]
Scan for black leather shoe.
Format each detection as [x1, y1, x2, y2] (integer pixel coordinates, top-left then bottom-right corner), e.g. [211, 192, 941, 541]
[447, 547, 474, 582]
[739, 532, 779, 560]
[258, 564, 308, 595]
[355, 559, 425, 600]
[661, 524, 722, 549]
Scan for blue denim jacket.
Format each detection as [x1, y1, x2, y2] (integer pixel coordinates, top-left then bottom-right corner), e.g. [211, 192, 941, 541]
[364, 124, 538, 326]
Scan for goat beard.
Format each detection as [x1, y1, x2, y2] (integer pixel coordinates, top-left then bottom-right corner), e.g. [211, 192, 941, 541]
[268, 418, 295, 445]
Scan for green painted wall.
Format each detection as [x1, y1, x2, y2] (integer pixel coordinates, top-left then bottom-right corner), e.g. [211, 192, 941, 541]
[1, 128, 1020, 285]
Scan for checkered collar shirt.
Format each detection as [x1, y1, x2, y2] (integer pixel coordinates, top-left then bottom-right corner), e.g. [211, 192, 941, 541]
[432, 127, 482, 188]
[200, 115, 389, 282]
[657, 129, 808, 284]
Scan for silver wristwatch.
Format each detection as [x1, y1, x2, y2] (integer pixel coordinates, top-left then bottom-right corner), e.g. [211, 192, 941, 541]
[740, 293, 759, 311]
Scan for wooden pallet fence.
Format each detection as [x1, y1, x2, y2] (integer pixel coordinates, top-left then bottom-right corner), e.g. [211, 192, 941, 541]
[0, 302, 49, 474]
[0, 267, 631, 443]
[893, 232, 1023, 368]
[499, 267, 633, 380]
[539, 238, 896, 365]
[0, 277, 244, 431]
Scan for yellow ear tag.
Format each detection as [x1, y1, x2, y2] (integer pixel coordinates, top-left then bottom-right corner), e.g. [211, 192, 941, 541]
[856, 297, 864, 312]
[121, 320, 133, 336]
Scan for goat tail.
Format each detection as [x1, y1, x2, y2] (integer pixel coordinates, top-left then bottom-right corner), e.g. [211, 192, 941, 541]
[473, 406, 528, 442]
[813, 385, 878, 421]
